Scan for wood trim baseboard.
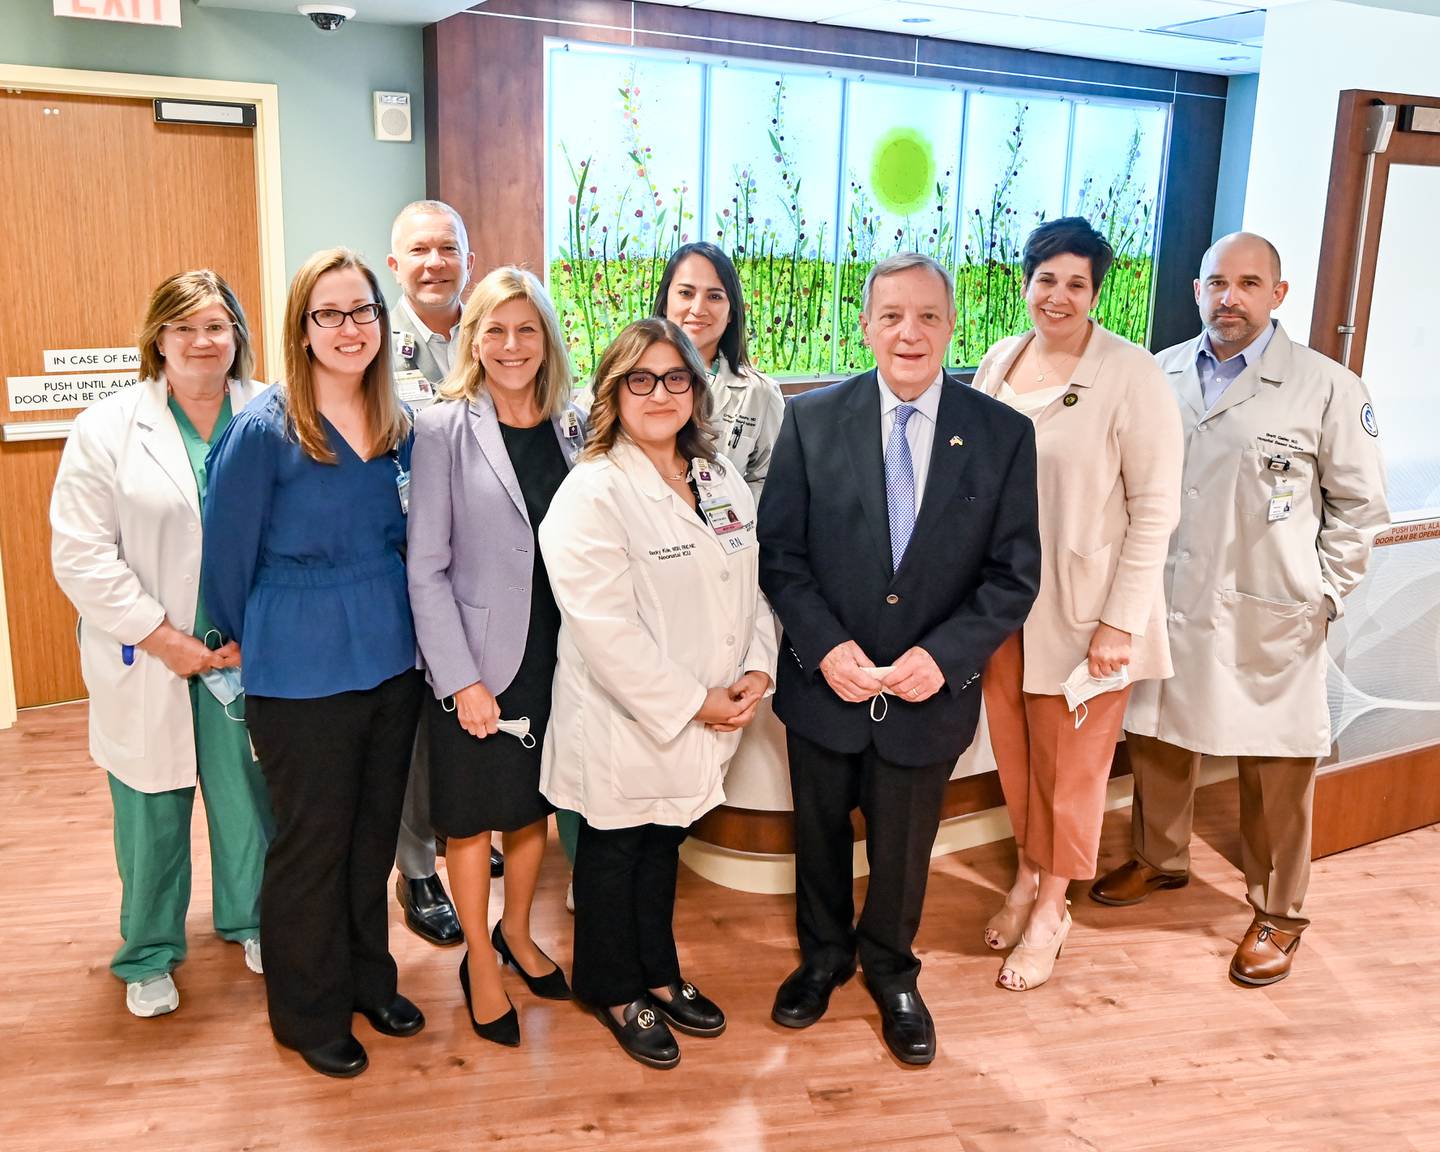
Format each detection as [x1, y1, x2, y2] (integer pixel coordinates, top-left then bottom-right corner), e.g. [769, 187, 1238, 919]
[1313, 744, 1440, 858]
[693, 740, 1440, 859]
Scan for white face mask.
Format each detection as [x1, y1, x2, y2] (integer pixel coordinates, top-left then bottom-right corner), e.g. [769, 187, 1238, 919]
[496, 716, 537, 749]
[861, 666, 895, 722]
[442, 697, 537, 748]
[1061, 660, 1130, 729]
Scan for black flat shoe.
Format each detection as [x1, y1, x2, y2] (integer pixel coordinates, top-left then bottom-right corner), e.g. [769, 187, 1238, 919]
[650, 980, 725, 1037]
[300, 1034, 368, 1078]
[771, 962, 855, 1029]
[873, 986, 935, 1066]
[359, 993, 425, 1038]
[396, 873, 463, 947]
[459, 951, 520, 1047]
[491, 922, 571, 1000]
[491, 847, 504, 878]
[594, 997, 679, 1069]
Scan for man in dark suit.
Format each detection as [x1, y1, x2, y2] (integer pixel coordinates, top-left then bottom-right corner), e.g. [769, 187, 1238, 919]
[758, 253, 1041, 1065]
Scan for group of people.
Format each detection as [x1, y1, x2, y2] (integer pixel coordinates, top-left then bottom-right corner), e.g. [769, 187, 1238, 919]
[49, 195, 1388, 1077]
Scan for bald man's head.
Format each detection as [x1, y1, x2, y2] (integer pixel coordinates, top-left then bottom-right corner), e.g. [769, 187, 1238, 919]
[1194, 232, 1289, 356]
[1201, 232, 1282, 282]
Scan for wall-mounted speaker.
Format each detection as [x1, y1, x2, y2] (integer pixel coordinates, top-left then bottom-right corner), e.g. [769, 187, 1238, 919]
[373, 91, 412, 143]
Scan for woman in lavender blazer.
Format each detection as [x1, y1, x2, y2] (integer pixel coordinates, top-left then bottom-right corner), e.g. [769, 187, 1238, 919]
[407, 267, 586, 1048]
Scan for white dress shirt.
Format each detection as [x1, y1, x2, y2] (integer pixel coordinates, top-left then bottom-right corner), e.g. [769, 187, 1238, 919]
[877, 371, 943, 512]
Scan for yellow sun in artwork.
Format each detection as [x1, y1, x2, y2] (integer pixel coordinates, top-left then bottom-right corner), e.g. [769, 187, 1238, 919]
[870, 127, 935, 217]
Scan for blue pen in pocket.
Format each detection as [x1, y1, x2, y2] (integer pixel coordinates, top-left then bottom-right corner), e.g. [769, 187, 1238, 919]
[122, 644, 134, 666]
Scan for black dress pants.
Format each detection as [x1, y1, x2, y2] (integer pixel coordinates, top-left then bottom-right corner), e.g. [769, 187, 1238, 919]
[572, 819, 690, 1008]
[247, 669, 423, 1050]
[786, 729, 952, 994]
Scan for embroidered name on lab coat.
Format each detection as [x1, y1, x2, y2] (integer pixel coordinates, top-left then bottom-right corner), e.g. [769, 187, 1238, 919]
[648, 543, 697, 561]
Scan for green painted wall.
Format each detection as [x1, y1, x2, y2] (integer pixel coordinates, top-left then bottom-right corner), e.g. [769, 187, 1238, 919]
[1, 4, 425, 298]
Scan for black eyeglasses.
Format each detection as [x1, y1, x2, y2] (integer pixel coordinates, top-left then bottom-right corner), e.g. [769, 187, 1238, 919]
[624, 368, 695, 397]
[306, 303, 383, 328]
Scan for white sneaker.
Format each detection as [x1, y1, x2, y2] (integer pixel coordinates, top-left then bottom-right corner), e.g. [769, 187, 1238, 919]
[125, 973, 179, 1018]
[242, 937, 263, 974]
[566, 877, 575, 914]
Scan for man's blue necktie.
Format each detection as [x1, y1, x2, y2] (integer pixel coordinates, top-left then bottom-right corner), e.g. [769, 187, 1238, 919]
[885, 403, 917, 572]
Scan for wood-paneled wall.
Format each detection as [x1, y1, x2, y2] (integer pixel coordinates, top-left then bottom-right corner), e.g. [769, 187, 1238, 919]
[424, 0, 1229, 355]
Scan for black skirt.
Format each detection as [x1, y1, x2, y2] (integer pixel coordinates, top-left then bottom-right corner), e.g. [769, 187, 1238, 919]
[427, 419, 567, 837]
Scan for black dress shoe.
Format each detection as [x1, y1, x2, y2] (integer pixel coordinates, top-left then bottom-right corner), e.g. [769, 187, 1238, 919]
[491, 847, 504, 878]
[300, 1034, 368, 1078]
[459, 952, 520, 1047]
[359, 993, 426, 1038]
[397, 873, 463, 947]
[651, 980, 725, 1037]
[491, 923, 571, 1000]
[771, 963, 855, 1029]
[874, 987, 935, 1066]
[594, 997, 680, 1069]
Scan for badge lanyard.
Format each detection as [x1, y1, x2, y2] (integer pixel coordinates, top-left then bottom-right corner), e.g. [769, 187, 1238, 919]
[391, 449, 410, 515]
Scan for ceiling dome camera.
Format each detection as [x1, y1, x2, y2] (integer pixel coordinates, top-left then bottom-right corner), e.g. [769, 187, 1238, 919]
[298, 5, 356, 32]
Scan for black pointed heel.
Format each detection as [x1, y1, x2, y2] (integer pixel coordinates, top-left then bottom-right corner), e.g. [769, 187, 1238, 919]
[491, 922, 572, 1000]
[459, 951, 520, 1047]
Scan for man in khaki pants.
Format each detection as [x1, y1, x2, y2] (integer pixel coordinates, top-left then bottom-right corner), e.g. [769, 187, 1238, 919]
[1091, 232, 1388, 985]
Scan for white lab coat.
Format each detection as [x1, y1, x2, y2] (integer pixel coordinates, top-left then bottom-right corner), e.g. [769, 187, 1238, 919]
[539, 439, 778, 829]
[50, 376, 264, 792]
[711, 359, 785, 503]
[1124, 324, 1389, 757]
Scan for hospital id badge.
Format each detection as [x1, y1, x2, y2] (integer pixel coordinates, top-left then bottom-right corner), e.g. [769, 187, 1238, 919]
[395, 370, 434, 407]
[1267, 486, 1293, 522]
[396, 468, 412, 515]
[699, 496, 753, 552]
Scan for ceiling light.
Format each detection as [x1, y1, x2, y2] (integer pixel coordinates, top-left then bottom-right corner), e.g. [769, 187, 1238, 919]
[901, 16, 932, 23]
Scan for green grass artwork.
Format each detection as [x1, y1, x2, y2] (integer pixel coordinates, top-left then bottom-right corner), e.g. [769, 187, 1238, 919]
[549, 54, 1164, 380]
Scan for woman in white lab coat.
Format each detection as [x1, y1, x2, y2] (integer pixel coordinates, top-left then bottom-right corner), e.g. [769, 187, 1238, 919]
[540, 317, 777, 1070]
[50, 270, 271, 1020]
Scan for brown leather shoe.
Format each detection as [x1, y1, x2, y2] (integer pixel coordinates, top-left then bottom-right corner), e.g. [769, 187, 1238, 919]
[1229, 922, 1301, 986]
[1088, 858, 1189, 906]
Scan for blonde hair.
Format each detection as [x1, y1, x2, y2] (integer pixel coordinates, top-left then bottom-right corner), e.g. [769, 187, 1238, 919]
[283, 248, 408, 464]
[138, 270, 254, 384]
[439, 266, 573, 418]
[582, 318, 717, 466]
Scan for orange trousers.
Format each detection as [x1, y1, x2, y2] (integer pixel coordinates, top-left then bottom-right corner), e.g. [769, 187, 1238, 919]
[983, 632, 1132, 881]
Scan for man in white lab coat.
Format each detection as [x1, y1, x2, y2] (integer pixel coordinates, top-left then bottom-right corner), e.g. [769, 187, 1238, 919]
[1092, 233, 1389, 986]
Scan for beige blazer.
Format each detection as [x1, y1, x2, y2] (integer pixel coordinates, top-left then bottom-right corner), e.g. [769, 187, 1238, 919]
[1125, 323, 1389, 758]
[972, 321, 1183, 693]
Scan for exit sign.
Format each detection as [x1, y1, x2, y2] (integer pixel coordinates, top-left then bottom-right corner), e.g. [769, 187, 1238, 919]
[54, 1, 182, 27]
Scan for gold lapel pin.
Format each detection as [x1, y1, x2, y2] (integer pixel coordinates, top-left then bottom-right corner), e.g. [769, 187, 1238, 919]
[1062, 393, 1078, 407]
[950, 436, 964, 447]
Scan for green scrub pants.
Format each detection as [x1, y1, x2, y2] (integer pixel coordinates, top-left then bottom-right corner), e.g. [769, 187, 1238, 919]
[107, 680, 272, 982]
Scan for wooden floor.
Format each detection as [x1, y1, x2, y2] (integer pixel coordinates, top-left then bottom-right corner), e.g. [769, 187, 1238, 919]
[2, 703, 1438, 1152]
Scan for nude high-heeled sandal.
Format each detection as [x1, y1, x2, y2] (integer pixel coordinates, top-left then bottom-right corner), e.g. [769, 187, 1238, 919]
[997, 911, 1071, 991]
[984, 898, 1037, 951]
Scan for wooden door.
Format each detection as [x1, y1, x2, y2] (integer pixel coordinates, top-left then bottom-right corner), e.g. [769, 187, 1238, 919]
[1309, 89, 1440, 855]
[0, 90, 264, 707]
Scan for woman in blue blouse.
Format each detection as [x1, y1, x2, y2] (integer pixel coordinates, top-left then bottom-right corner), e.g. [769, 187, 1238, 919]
[202, 248, 423, 1079]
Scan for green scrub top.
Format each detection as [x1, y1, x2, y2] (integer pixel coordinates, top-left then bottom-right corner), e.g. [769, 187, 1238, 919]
[168, 392, 233, 641]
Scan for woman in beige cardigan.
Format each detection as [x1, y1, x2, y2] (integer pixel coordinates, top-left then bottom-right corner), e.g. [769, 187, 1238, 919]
[971, 218, 1183, 991]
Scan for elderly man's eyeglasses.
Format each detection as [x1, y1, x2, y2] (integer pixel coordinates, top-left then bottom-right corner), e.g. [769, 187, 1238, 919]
[623, 368, 695, 397]
[306, 303, 383, 328]
[162, 321, 236, 340]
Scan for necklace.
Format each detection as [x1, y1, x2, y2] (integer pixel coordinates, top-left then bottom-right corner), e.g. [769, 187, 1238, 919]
[663, 467, 689, 482]
[1034, 346, 1076, 385]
